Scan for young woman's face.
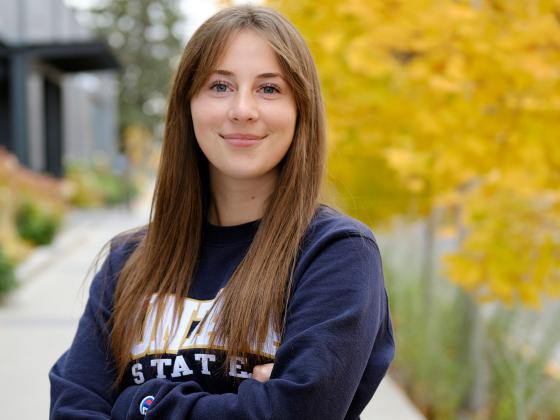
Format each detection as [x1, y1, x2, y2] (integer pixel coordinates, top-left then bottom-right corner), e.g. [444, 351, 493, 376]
[190, 30, 297, 183]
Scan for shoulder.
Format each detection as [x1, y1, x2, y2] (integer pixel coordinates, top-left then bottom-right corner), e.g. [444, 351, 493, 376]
[291, 204, 384, 293]
[106, 225, 147, 271]
[90, 226, 147, 296]
[303, 204, 378, 248]
[294, 204, 381, 277]
[91, 225, 146, 289]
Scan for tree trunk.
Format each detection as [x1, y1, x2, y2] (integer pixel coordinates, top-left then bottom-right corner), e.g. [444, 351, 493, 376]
[421, 207, 436, 318]
[466, 297, 489, 414]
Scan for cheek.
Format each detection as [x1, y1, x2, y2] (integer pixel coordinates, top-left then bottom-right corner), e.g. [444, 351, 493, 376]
[269, 101, 297, 135]
[191, 99, 217, 142]
[271, 110, 297, 161]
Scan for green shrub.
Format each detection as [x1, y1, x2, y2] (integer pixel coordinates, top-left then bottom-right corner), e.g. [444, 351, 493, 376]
[385, 262, 473, 419]
[65, 164, 105, 207]
[97, 172, 138, 206]
[384, 241, 560, 420]
[15, 201, 62, 245]
[66, 162, 139, 208]
[0, 244, 17, 294]
[486, 307, 560, 420]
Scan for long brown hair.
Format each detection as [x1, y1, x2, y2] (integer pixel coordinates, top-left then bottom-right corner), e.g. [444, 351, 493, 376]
[110, 5, 326, 386]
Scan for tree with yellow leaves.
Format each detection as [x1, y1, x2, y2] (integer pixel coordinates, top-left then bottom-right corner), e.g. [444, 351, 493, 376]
[267, 0, 560, 307]
[264, 0, 560, 416]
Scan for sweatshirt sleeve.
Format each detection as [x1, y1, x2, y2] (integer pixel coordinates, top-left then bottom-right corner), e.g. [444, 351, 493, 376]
[49, 246, 120, 419]
[112, 235, 394, 420]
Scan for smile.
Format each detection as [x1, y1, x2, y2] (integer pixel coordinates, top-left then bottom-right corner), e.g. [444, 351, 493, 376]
[220, 133, 267, 148]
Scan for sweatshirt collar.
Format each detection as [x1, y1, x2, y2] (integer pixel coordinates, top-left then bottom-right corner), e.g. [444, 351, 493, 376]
[203, 218, 260, 246]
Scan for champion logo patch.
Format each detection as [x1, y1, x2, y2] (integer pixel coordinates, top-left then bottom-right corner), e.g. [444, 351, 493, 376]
[139, 395, 155, 415]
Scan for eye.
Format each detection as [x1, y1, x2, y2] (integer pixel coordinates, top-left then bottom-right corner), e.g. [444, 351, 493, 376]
[209, 81, 231, 93]
[260, 84, 280, 95]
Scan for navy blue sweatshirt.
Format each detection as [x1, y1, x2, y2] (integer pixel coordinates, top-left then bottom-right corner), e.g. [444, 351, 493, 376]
[49, 205, 394, 419]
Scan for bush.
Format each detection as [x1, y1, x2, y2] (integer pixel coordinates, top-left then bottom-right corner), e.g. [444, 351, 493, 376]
[65, 164, 105, 207]
[0, 244, 17, 294]
[383, 233, 560, 420]
[15, 201, 62, 245]
[486, 307, 560, 420]
[385, 262, 473, 418]
[66, 162, 138, 208]
[97, 171, 138, 206]
[0, 147, 67, 261]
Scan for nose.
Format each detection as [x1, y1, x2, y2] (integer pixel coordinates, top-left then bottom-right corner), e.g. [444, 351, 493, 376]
[228, 89, 259, 122]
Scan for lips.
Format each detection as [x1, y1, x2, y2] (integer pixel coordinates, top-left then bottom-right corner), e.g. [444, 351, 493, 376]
[221, 133, 265, 140]
[220, 133, 266, 148]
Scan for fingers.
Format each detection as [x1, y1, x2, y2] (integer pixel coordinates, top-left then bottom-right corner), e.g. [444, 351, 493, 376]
[252, 363, 274, 383]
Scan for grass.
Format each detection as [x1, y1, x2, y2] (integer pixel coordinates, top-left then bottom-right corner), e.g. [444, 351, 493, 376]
[382, 240, 560, 419]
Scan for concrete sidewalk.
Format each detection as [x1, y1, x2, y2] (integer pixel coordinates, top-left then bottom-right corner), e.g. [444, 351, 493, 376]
[0, 188, 424, 420]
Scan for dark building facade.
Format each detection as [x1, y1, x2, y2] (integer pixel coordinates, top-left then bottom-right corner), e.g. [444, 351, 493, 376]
[0, 0, 119, 177]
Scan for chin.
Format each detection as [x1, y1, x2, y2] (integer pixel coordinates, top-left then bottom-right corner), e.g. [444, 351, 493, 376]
[217, 164, 275, 182]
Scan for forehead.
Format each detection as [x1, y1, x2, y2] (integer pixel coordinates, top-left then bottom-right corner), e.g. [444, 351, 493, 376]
[214, 29, 283, 74]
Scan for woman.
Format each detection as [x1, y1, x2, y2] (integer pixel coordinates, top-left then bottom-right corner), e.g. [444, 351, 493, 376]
[49, 5, 394, 419]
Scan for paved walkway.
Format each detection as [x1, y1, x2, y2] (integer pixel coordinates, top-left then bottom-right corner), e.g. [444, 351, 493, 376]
[0, 187, 424, 420]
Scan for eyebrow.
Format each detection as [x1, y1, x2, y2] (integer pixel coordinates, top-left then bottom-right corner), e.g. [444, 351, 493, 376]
[211, 69, 285, 80]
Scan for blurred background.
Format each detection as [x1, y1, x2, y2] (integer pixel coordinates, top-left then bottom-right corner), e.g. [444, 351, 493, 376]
[0, 0, 559, 419]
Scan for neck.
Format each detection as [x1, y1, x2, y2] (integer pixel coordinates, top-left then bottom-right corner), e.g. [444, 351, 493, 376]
[208, 167, 278, 226]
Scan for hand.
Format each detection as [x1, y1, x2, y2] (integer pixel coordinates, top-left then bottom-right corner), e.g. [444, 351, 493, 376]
[252, 363, 274, 383]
